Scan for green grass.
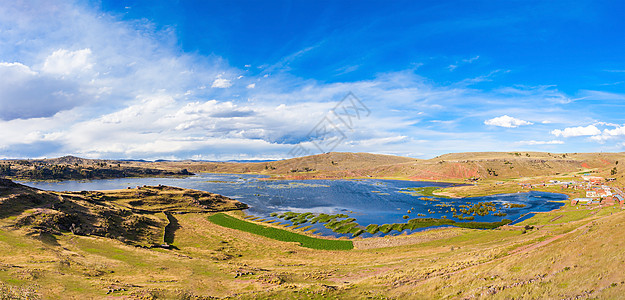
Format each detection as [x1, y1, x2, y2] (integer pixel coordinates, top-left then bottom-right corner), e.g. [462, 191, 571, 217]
[402, 186, 451, 198]
[208, 213, 353, 250]
[365, 224, 380, 234]
[517, 204, 601, 226]
[403, 217, 512, 230]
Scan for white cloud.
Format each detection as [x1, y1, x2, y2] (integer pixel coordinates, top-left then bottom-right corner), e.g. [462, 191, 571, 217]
[495, 85, 571, 104]
[484, 115, 533, 128]
[463, 55, 480, 63]
[211, 77, 232, 88]
[1, 1, 623, 160]
[602, 126, 625, 136]
[448, 56, 479, 72]
[551, 125, 601, 137]
[595, 121, 620, 127]
[0, 62, 82, 120]
[576, 90, 625, 101]
[588, 125, 625, 142]
[42, 48, 93, 75]
[517, 140, 564, 145]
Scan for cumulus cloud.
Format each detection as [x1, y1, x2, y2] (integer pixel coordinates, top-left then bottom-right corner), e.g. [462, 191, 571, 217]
[601, 125, 625, 137]
[517, 140, 564, 145]
[484, 115, 533, 128]
[551, 125, 601, 138]
[587, 125, 625, 142]
[1, 1, 623, 160]
[0, 62, 82, 120]
[211, 77, 232, 88]
[42, 48, 93, 75]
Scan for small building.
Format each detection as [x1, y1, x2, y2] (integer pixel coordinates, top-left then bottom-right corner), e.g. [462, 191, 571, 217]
[573, 198, 593, 205]
[582, 176, 604, 183]
[586, 190, 599, 198]
[615, 194, 625, 204]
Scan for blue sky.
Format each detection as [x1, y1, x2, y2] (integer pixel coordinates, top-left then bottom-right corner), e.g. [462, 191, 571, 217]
[0, 0, 624, 160]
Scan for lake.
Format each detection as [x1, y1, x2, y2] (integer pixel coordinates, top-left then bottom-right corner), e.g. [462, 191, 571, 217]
[20, 173, 566, 238]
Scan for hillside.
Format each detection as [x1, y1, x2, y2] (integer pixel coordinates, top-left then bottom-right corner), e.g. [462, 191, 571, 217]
[0, 179, 246, 248]
[152, 152, 418, 176]
[3, 152, 625, 185]
[157, 151, 625, 187]
[0, 157, 192, 181]
[0, 177, 624, 298]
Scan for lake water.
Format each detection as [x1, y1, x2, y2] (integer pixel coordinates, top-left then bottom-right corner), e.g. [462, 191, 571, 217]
[20, 173, 566, 238]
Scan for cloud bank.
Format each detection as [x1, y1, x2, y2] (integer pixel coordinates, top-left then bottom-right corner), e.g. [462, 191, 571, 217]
[1, 1, 625, 160]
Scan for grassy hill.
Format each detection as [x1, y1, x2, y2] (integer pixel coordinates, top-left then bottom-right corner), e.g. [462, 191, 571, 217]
[3, 151, 625, 185]
[0, 175, 624, 298]
[0, 179, 246, 248]
[4, 151, 625, 298]
[155, 151, 625, 184]
[0, 156, 192, 181]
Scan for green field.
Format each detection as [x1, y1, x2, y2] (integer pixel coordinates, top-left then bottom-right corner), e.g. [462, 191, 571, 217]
[208, 213, 353, 250]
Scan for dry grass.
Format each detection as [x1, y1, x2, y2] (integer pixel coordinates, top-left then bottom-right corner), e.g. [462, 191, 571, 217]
[0, 193, 624, 298]
[2, 149, 625, 299]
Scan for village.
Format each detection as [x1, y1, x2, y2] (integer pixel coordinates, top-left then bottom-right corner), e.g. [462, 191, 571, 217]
[517, 174, 625, 207]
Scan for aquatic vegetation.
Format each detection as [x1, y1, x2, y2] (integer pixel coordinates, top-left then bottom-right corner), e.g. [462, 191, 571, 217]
[365, 224, 379, 234]
[273, 212, 364, 236]
[208, 213, 353, 250]
[239, 207, 515, 240]
[372, 190, 391, 195]
[351, 228, 364, 237]
[504, 203, 527, 208]
[309, 213, 348, 224]
[266, 182, 330, 189]
[452, 213, 475, 220]
[379, 224, 394, 234]
[459, 202, 498, 217]
[392, 223, 407, 232]
[401, 186, 451, 198]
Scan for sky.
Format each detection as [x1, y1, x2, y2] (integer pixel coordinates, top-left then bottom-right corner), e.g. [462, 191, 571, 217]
[0, 0, 624, 161]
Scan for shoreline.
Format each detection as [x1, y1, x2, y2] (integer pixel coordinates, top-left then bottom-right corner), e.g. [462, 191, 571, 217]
[14, 173, 573, 241]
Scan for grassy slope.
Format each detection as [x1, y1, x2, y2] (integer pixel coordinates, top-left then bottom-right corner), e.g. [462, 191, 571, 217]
[2, 151, 625, 298]
[0, 195, 624, 298]
[153, 151, 625, 185]
[5, 151, 625, 185]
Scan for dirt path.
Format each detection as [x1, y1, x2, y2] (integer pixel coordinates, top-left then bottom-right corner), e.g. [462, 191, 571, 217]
[509, 221, 590, 255]
[404, 217, 602, 288]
